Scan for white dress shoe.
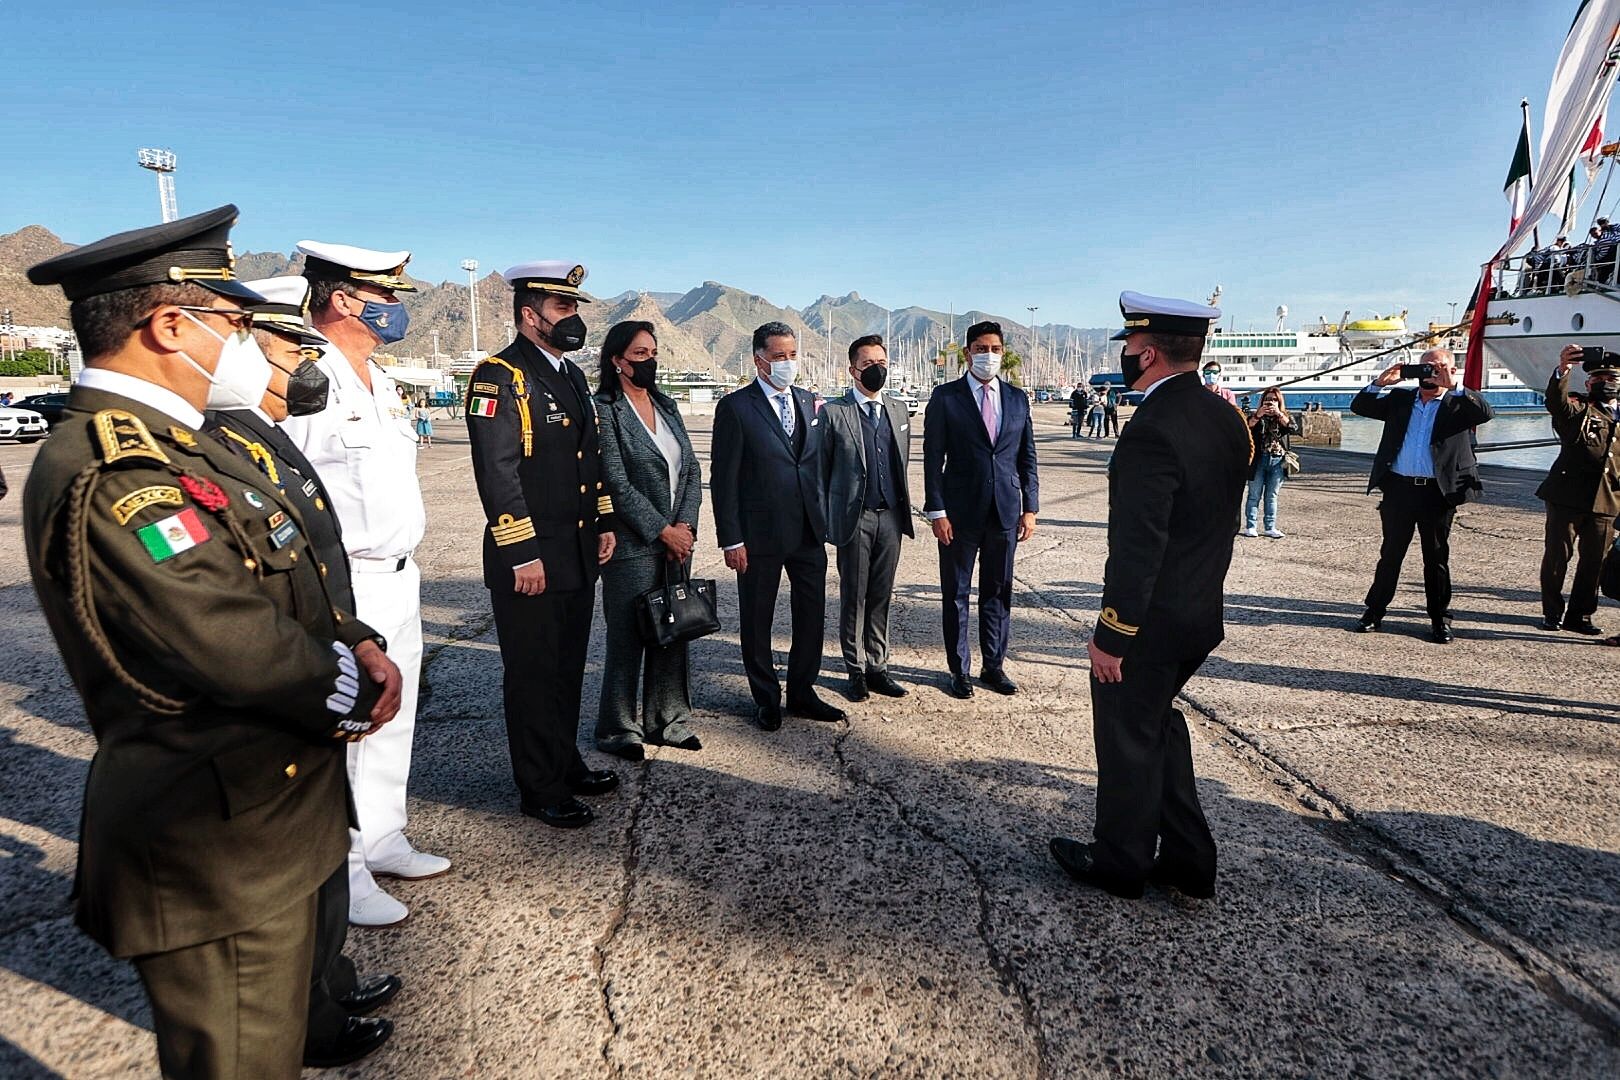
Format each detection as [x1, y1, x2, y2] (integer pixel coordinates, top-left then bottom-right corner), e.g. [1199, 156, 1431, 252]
[349, 889, 409, 928]
[371, 849, 451, 881]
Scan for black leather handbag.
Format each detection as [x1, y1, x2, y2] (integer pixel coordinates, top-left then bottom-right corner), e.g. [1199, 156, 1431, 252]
[635, 558, 720, 647]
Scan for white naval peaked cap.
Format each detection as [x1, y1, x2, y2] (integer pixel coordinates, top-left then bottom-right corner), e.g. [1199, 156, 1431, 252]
[502, 260, 592, 302]
[295, 239, 416, 292]
[241, 274, 329, 346]
[1110, 290, 1221, 340]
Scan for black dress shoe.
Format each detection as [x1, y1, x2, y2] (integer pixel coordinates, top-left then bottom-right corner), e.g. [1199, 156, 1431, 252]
[599, 742, 645, 762]
[304, 1016, 393, 1068]
[1540, 617, 1563, 631]
[1429, 622, 1454, 644]
[1047, 837, 1144, 899]
[946, 674, 974, 699]
[1147, 861, 1216, 900]
[866, 671, 908, 698]
[846, 672, 870, 702]
[979, 669, 1018, 695]
[667, 735, 702, 751]
[755, 704, 782, 731]
[570, 770, 619, 797]
[1562, 616, 1603, 635]
[520, 798, 594, 828]
[1352, 615, 1381, 633]
[788, 694, 846, 723]
[338, 974, 402, 1015]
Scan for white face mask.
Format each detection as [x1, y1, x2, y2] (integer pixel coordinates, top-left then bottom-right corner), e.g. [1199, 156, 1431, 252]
[177, 310, 273, 410]
[969, 351, 1001, 381]
[767, 358, 798, 389]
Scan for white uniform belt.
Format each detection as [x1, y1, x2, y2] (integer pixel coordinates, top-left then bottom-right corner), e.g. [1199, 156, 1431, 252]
[351, 555, 411, 574]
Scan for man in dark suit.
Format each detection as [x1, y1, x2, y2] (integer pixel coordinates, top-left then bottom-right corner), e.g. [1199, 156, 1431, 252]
[1350, 349, 1493, 642]
[1050, 291, 1250, 900]
[22, 207, 402, 1078]
[820, 334, 914, 701]
[1537, 345, 1620, 634]
[711, 321, 844, 729]
[212, 275, 398, 1068]
[921, 320, 1039, 699]
[466, 260, 620, 828]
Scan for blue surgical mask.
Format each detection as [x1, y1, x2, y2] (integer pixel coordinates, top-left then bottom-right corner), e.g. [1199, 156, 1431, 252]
[358, 300, 410, 344]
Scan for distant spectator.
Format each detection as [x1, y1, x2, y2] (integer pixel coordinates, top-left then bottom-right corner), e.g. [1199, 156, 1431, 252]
[412, 396, 433, 448]
[1068, 384, 1086, 439]
[1103, 386, 1120, 436]
[1202, 362, 1238, 405]
[0, 392, 11, 407]
[1086, 391, 1104, 437]
[1240, 387, 1297, 539]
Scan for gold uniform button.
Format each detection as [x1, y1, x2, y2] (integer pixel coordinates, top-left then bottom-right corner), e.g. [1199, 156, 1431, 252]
[243, 558, 258, 571]
[563, 417, 571, 427]
[315, 497, 326, 511]
[289, 550, 299, 562]
[577, 519, 584, 528]
[319, 562, 328, 577]
[595, 482, 603, 490]
[579, 484, 587, 493]
[576, 451, 583, 460]
[284, 763, 297, 779]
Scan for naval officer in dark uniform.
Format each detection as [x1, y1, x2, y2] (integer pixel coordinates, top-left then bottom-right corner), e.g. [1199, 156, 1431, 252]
[210, 275, 399, 1068]
[1050, 292, 1251, 900]
[22, 206, 403, 1079]
[466, 261, 619, 828]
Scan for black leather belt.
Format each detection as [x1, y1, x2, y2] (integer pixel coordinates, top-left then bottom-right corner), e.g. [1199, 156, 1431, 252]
[1391, 474, 1432, 486]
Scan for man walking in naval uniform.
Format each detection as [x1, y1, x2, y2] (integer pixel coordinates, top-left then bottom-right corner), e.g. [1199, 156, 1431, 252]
[282, 241, 450, 927]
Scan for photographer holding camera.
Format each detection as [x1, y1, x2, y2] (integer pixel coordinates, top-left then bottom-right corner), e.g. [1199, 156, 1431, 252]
[1241, 386, 1297, 539]
[1537, 345, 1620, 636]
[1350, 348, 1493, 642]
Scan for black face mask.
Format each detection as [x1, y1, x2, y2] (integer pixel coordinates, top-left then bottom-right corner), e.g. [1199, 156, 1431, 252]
[1419, 379, 1439, 391]
[858, 363, 889, 392]
[269, 359, 331, 416]
[622, 357, 658, 390]
[1592, 381, 1619, 402]
[542, 313, 587, 353]
[1121, 348, 1147, 388]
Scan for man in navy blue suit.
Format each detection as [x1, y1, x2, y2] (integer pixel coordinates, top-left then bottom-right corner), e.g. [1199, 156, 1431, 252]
[921, 320, 1040, 699]
[711, 322, 846, 731]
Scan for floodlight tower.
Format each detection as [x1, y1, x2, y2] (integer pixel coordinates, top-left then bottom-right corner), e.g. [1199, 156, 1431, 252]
[136, 149, 179, 222]
[461, 259, 480, 353]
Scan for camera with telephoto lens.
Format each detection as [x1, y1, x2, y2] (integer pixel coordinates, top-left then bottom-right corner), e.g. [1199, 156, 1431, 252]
[1398, 363, 1435, 380]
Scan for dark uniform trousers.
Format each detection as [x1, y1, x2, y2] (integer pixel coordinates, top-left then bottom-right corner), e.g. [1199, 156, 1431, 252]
[838, 507, 902, 675]
[492, 583, 594, 805]
[938, 522, 1017, 678]
[1089, 656, 1215, 881]
[1541, 503, 1617, 622]
[1365, 477, 1456, 622]
[134, 892, 319, 1080]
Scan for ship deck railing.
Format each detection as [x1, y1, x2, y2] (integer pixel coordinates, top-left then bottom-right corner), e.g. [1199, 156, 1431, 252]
[1497, 242, 1620, 301]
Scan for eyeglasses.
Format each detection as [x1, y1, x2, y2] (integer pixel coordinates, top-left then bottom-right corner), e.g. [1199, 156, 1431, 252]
[134, 304, 255, 342]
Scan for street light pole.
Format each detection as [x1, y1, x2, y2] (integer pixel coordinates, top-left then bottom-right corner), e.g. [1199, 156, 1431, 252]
[1026, 306, 1039, 382]
[1449, 301, 1458, 326]
[461, 259, 480, 355]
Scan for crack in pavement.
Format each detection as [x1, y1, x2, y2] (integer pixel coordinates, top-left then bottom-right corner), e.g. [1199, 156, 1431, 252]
[830, 719, 1053, 1080]
[592, 757, 654, 1076]
[1180, 687, 1620, 1044]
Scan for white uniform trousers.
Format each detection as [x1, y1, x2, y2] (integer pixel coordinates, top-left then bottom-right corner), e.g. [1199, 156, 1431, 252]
[346, 557, 423, 901]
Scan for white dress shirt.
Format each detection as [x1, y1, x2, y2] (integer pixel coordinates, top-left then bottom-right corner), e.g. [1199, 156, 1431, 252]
[632, 398, 683, 510]
[279, 343, 426, 561]
[75, 368, 204, 430]
[927, 374, 1001, 521]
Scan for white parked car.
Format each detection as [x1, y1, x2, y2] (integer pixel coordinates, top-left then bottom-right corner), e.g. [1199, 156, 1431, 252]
[0, 406, 49, 442]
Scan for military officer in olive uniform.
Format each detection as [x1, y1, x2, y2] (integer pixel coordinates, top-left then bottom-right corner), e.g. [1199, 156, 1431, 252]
[211, 275, 399, 1069]
[1051, 292, 1251, 901]
[1539, 345, 1620, 633]
[466, 261, 619, 828]
[22, 206, 403, 1079]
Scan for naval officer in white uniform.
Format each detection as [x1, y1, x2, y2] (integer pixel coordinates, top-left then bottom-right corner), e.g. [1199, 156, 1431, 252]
[281, 240, 449, 927]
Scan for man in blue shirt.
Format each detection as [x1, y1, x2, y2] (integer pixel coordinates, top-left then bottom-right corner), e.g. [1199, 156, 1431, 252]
[1349, 349, 1493, 643]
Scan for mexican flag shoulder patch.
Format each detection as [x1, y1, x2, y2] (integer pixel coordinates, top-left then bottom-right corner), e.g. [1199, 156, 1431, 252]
[469, 395, 498, 418]
[136, 507, 211, 562]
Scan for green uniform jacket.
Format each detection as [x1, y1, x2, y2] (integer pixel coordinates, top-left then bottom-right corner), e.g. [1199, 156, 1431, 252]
[23, 385, 383, 958]
[1536, 370, 1620, 516]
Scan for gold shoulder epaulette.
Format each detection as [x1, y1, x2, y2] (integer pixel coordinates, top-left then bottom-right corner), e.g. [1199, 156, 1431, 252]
[93, 409, 171, 466]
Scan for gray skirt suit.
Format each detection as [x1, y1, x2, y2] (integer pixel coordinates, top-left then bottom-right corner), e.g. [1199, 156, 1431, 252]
[594, 390, 703, 750]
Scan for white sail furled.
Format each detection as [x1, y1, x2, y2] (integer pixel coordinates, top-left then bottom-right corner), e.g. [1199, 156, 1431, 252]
[1497, 0, 1620, 260]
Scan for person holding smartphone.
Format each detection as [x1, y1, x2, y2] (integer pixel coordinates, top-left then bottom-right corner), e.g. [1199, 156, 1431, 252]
[1349, 349, 1493, 642]
[1537, 345, 1620, 635]
[1241, 387, 1297, 538]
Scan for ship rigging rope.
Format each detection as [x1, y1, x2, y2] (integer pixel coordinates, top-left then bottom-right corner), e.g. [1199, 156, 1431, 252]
[1263, 319, 1471, 391]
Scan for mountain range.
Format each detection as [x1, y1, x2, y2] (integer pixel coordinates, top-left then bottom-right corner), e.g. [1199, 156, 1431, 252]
[0, 225, 1115, 378]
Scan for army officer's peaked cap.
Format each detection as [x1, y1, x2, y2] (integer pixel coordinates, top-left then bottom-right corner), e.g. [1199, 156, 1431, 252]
[27, 204, 265, 304]
[1111, 291, 1221, 341]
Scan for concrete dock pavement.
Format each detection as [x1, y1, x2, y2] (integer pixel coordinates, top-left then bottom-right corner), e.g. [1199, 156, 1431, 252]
[0, 403, 1616, 1077]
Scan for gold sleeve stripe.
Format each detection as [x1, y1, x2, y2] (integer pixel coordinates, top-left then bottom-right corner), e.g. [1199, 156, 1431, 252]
[596, 495, 615, 515]
[491, 513, 537, 545]
[1098, 607, 1139, 636]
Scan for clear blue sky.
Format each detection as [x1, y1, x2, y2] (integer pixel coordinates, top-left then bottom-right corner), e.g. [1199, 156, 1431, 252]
[0, 1, 1586, 329]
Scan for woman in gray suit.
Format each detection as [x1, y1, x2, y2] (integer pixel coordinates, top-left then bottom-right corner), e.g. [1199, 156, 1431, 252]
[594, 321, 703, 759]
